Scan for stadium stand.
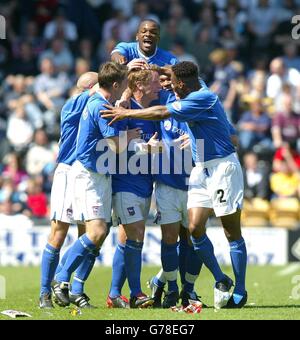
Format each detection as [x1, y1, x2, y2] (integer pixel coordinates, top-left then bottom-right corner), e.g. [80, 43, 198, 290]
[0, 0, 299, 229]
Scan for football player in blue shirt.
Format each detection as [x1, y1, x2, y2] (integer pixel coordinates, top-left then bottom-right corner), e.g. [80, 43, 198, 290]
[52, 62, 140, 307]
[102, 61, 248, 309]
[111, 20, 178, 67]
[107, 66, 162, 309]
[40, 72, 99, 309]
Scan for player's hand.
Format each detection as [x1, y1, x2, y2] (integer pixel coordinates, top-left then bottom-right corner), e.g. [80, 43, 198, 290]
[101, 105, 128, 125]
[127, 59, 149, 71]
[128, 128, 142, 141]
[175, 134, 190, 150]
[112, 52, 128, 65]
[115, 99, 131, 109]
[147, 132, 164, 154]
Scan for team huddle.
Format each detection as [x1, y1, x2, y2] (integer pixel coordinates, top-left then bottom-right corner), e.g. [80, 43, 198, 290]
[39, 20, 248, 311]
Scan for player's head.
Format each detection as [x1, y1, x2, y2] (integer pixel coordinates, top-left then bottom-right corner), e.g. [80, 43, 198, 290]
[171, 61, 201, 99]
[136, 20, 160, 57]
[77, 72, 98, 91]
[128, 65, 161, 103]
[98, 62, 128, 99]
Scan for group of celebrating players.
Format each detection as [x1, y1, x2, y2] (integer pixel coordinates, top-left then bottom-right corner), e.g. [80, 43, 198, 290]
[39, 20, 248, 311]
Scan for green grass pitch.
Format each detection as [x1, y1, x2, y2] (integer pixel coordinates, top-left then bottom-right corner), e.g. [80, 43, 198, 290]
[0, 265, 299, 320]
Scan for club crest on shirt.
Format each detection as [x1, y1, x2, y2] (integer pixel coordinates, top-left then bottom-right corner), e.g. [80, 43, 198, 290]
[66, 209, 73, 219]
[127, 207, 135, 216]
[164, 120, 172, 131]
[92, 206, 100, 215]
[172, 101, 182, 111]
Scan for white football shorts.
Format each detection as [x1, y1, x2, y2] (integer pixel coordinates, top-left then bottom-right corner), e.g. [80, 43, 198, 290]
[50, 163, 74, 224]
[154, 182, 188, 228]
[187, 153, 244, 217]
[113, 192, 151, 225]
[71, 161, 112, 223]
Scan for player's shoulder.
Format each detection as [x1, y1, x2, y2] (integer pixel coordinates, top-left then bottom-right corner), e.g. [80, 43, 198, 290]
[156, 48, 178, 65]
[115, 41, 137, 51]
[186, 88, 217, 102]
[86, 93, 107, 113]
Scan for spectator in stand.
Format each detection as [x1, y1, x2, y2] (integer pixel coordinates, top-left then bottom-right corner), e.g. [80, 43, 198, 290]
[0, 177, 26, 215]
[243, 152, 270, 200]
[25, 129, 57, 177]
[266, 58, 300, 113]
[0, 199, 33, 226]
[26, 177, 48, 219]
[194, 5, 219, 44]
[270, 158, 300, 199]
[1, 153, 28, 188]
[273, 143, 300, 174]
[39, 38, 74, 73]
[160, 18, 184, 52]
[171, 38, 198, 64]
[166, 3, 194, 48]
[6, 102, 34, 152]
[76, 38, 98, 71]
[4, 75, 43, 129]
[34, 58, 70, 133]
[282, 43, 300, 72]
[102, 9, 131, 44]
[43, 9, 78, 42]
[97, 38, 118, 64]
[209, 48, 239, 116]
[128, 1, 159, 38]
[238, 98, 273, 152]
[10, 42, 38, 76]
[272, 93, 300, 150]
[247, 0, 278, 50]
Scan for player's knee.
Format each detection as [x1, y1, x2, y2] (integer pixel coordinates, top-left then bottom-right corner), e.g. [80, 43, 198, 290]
[162, 230, 178, 245]
[49, 232, 67, 248]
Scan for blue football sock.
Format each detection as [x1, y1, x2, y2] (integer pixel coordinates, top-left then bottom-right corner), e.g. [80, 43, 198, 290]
[161, 242, 179, 292]
[124, 240, 143, 297]
[55, 247, 71, 277]
[191, 234, 225, 283]
[71, 251, 97, 295]
[109, 243, 127, 298]
[56, 234, 96, 284]
[40, 244, 60, 296]
[178, 238, 189, 286]
[230, 237, 247, 296]
[184, 245, 203, 293]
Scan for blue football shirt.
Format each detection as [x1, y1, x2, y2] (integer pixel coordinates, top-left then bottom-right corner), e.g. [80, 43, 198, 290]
[153, 90, 192, 191]
[112, 98, 156, 198]
[76, 91, 119, 173]
[166, 89, 236, 163]
[57, 91, 90, 166]
[112, 42, 178, 66]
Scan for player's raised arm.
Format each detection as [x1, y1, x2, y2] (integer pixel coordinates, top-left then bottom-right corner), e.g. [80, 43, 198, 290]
[101, 104, 171, 124]
[111, 51, 127, 65]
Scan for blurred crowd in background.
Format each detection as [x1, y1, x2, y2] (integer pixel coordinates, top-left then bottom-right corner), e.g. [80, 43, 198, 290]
[0, 0, 299, 226]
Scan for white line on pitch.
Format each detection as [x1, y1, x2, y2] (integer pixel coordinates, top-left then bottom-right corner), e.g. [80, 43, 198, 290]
[277, 264, 300, 276]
